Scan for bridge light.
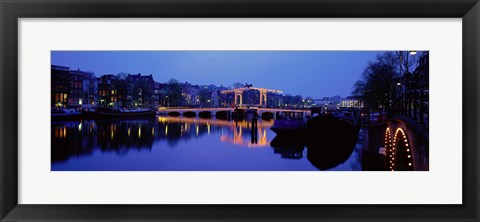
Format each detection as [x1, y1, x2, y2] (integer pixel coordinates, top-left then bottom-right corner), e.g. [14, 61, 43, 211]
[407, 149, 410, 152]
[408, 155, 411, 158]
[408, 163, 412, 166]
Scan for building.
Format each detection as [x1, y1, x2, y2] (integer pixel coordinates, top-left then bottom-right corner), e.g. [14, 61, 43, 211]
[126, 73, 155, 108]
[81, 71, 98, 108]
[314, 96, 341, 111]
[98, 74, 120, 107]
[51, 65, 84, 109]
[153, 82, 161, 107]
[67, 70, 84, 108]
[181, 82, 200, 107]
[51, 65, 71, 108]
[340, 96, 364, 109]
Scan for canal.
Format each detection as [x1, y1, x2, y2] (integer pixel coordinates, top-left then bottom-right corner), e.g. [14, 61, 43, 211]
[51, 116, 363, 171]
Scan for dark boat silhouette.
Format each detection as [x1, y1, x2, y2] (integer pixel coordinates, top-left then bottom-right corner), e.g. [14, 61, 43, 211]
[51, 108, 82, 121]
[94, 107, 156, 119]
[304, 115, 360, 170]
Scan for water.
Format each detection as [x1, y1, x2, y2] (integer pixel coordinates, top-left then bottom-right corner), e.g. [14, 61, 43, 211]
[51, 116, 362, 171]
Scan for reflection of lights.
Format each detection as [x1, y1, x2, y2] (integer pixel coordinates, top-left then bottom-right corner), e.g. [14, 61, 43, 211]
[63, 127, 67, 138]
[155, 116, 273, 148]
[128, 128, 131, 137]
[138, 128, 142, 138]
[111, 130, 114, 139]
[152, 127, 155, 136]
[78, 123, 82, 131]
[158, 117, 168, 123]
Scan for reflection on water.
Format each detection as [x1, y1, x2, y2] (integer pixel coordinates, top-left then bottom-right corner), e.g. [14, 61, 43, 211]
[51, 116, 361, 171]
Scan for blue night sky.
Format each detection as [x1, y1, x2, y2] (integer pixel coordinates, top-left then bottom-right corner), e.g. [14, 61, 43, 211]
[51, 51, 381, 99]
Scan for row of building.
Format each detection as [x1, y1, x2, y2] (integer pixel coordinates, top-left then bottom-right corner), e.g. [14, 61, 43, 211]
[51, 65, 364, 110]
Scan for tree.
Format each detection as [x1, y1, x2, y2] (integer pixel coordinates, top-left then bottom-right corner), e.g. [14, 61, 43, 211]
[198, 88, 211, 107]
[165, 79, 182, 107]
[352, 52, 400, 111]
[293, 95, 303, 108]
[232, 82, 245, 89]
[395, 51, 418, 76]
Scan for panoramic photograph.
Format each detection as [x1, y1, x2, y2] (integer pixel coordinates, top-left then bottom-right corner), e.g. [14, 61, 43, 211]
[51, 51, 429, 171]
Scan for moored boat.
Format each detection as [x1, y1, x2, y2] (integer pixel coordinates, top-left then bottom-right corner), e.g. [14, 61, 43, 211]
[270, 119, 306, 136]
[93, 107, 156, 119]
[51, 108, 82, 121]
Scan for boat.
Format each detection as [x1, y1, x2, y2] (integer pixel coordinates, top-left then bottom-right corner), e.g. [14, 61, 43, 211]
[304, 115, 360, 170]
[270, 118, 306, 136]
[93, 107, 156, 119]
[51, 108, 82, 121]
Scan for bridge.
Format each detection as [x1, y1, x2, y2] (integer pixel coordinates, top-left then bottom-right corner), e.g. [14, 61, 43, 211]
[220, 86, 283, 108]
[157, 107, 311, 118]
[364, 89, 429, 171]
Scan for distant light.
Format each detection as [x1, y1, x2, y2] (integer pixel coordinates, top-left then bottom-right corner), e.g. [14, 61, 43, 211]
[397, 82, 401, 86]
[409, 51, 417, 55]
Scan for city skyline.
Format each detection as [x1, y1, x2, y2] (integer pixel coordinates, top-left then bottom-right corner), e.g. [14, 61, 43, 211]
[51, 51, 380, 98]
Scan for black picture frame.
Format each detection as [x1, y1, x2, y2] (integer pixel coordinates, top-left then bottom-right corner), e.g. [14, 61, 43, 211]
[1, 0, 479, 221]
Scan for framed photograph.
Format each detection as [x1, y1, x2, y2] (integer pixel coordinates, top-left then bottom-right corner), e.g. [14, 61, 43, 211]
[1, 0, 479, 221]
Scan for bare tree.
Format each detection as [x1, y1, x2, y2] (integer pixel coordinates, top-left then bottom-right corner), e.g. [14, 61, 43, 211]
[352, 52, 401, 111]
[395, 51, 418, 76]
